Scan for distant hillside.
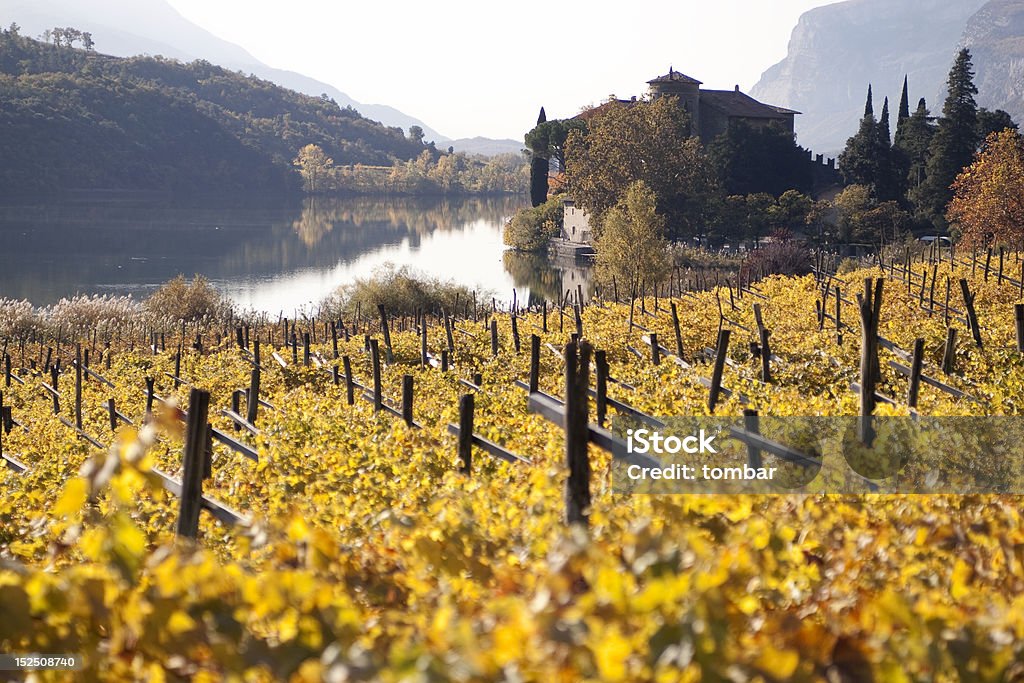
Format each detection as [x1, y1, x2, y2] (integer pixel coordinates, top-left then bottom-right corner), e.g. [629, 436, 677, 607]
[751, 0, 990, 155]
[448, 137, 524, 157]
[0, 30, 432, 196]
[0, 0, 449, 142]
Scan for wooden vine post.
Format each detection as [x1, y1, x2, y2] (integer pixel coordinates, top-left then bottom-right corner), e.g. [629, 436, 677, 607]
[907, 337, 925, 408]
[457, 393, 474, 475]
[707, 329, 731, 413]
[1015, 304, 1024, 353]
[370, 339, 382, 412]
[378, 304, 394, 364]
[342, 355, 355, 405]
[564, 339, 592, 526]
[595, 349, 609, 428]
[74, 343, 83, 430]
[177, 388, 211, 539]
[401, 375, 414, 427]
[528, 334, 541, 393]
[959, 279, 983, 348]
[670, 302, 684, 358]
[942, 327, 958, 375]
[759, 328, 772, 384]
[858, 277, 884, 446]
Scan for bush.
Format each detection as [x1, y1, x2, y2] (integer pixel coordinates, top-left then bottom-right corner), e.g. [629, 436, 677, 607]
[503, 194, 564, 251]
[320, 264, 481, 320]
[741, 230, 812, 278]
[144, 275, 231, 323]
[836, 257, 862, 275]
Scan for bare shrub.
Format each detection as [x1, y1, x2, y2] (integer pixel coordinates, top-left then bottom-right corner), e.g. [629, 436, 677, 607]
[321, 264, 480, 320]
[741, 230, 812, 278]
[144, 275, 231, 324]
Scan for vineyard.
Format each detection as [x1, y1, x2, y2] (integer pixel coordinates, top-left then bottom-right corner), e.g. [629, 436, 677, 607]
[3, 249, 1024, 681]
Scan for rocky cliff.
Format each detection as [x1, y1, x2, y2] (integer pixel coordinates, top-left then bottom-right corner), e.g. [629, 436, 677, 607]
[751, 0, 990, 155]
[962, 0, 1024, 126]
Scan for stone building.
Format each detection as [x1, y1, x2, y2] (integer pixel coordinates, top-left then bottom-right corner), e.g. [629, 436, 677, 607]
[561, 199, 591, 244]
[555, 68, 836, 247]
[646, 68, 798, 141]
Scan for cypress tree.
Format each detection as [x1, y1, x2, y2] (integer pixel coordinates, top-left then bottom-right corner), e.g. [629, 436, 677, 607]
[901, 98, 937, 195]
[529, 107, 549, 207]
[838, 85, 882, 193]
[898, 76, 911, 123]
[879, 97, 891, 144]
[917, 49, 980, 225]
[874, 97, 899, 201]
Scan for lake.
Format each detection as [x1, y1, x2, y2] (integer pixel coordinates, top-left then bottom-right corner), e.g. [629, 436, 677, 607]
[0, 196, 593, 313]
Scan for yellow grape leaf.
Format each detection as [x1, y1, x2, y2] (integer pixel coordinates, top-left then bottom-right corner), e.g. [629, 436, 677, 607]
[167, 610, 197, 635]
[54, 477, 89, 516]
[736, 594, 759, 615]
[951, 559, 971, 600]
[592, 626, 631, 682]
[756, 646, 800, 678]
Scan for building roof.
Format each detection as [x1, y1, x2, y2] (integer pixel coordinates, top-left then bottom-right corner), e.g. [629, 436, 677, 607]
[574, 98, 638, 121]
[647, 68, 702, 86]
[699, 89, 801, 119]
[767, 104, 802, 115]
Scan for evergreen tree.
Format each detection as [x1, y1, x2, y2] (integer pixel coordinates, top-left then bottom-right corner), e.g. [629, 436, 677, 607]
[874, 97, 900, 201]
[977, 108, 1018, 142]
[917, 49, 980, 226]
[707, 121, 813, 196]
[897, 76, 911, 124]
[843, 83, 901, 198]
[900, 98, 937, 196]
[839, 86, 882, 194]
[879, 97, 891, 145]
[529, 107, 549, 207]
[891, 76, 914, 202]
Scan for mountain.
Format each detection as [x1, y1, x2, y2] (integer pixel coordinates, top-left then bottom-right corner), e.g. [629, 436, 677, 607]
[0, 0, 449, 142]
[447, 137, 524, 157]
[961, 0, 1024, 123]
[0, 32, 431, 195]
[751, 0, 990, 155]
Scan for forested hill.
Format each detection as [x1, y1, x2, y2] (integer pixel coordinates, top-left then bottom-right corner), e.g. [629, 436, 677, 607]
[0, 29, 430, 196]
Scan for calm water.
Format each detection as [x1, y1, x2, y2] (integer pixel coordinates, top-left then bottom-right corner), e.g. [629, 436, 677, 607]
[0, 196, 591, 312]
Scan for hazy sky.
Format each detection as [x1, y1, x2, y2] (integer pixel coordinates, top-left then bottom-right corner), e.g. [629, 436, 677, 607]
[166, 0, 837, 140]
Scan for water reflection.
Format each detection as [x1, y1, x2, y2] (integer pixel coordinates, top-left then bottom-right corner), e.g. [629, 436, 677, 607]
[504, 251, 595, 306]
[0, 196, 593, 312]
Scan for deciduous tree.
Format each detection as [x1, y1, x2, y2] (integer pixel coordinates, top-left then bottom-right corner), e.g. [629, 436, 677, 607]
[947, 129, 1024, 248]
[565, 96, 718, 240]
[293, 144, 334, 194]
[595, 180, 672, 296]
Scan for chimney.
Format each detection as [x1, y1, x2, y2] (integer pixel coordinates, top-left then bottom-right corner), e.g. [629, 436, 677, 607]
[735, 84, 740, 92]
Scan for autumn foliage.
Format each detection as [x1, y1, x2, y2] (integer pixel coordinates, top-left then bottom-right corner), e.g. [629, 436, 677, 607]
[5, 265, 1024, 678]
[947, 129, 1024, 248]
